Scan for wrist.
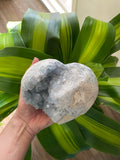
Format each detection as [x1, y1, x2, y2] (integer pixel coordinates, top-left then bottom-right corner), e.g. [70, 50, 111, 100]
[0, 112, 34, 160]
[13, 112, 36, 140]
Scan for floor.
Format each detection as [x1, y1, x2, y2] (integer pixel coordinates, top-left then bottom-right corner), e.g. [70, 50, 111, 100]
[0, 0, 120, 160]
[0, 0, 48, 33]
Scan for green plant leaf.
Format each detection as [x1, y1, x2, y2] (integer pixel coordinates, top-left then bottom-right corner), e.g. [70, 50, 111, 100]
[85, 62, 104, 78]
[60, 13, 79, 63]
[0, 32, 24, 49]
[104, 67, 120, 77]
[0, 56, 31, 94]
[37, 120, 90, 160]
[0, 91, 18, 108]
[7, 21, 21, 35]
[21, 9, 62, 60]
[76, 107, 120, 156]
[92, 100, 104, 113]
[0, 47, 52, 94]
[0, 91, 18, 121]
[0, 47, 52, 59]
[21, 9, 79, 62]
[102, 56, 119, 67]
[98, 96, 120, 113]
[110, 13, 120, 54]
[98, 67, 120, 113]
[0, 32, 26, 118]
[21, 8, 50, 51]
[69, 16, 115, 63]
[24, 145, 32, 160]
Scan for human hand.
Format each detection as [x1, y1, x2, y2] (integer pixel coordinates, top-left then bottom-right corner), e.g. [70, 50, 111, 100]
[0, 58, 53, 160]
[15, 57, 53, 136]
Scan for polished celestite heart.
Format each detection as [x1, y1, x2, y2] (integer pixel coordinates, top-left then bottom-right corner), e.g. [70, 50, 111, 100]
[21, 59, 98, 124]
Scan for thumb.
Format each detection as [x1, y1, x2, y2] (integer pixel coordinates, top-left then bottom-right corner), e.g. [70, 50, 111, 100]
[32, 57, 39, 65]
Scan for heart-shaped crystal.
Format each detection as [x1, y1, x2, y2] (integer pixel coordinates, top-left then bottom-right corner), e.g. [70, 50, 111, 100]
[21, 59, 98, 124]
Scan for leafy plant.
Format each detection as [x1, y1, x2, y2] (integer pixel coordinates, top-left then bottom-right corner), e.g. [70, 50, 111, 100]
[0, 8, 120, 159]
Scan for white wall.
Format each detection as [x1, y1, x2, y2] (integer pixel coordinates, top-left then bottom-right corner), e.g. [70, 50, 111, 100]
[72, 0, 120, 25]
[72, 0, 120, 65]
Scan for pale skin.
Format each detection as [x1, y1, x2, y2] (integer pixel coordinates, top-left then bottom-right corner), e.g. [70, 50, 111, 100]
[0, 57, 53, 160]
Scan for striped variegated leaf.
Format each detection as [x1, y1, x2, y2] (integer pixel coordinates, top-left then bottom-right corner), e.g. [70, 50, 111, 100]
[0, 32, 25, 118]
[98, 67, 120, 113]
[110, 13, 120, 53]
[21, 9, 79, 62]
[21, 9, 62, 60]
[76, 107, 120, 156]
[102, 56, 119, 67]
[60, 13, 79, 63]
[0, 91, 18, 121]
[0, 47, 52, 94]
[69, 16, 115, 63]
[0, 32, 24, 49]
[37, 120, 89, 159]
[85, 62, 104, 78]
